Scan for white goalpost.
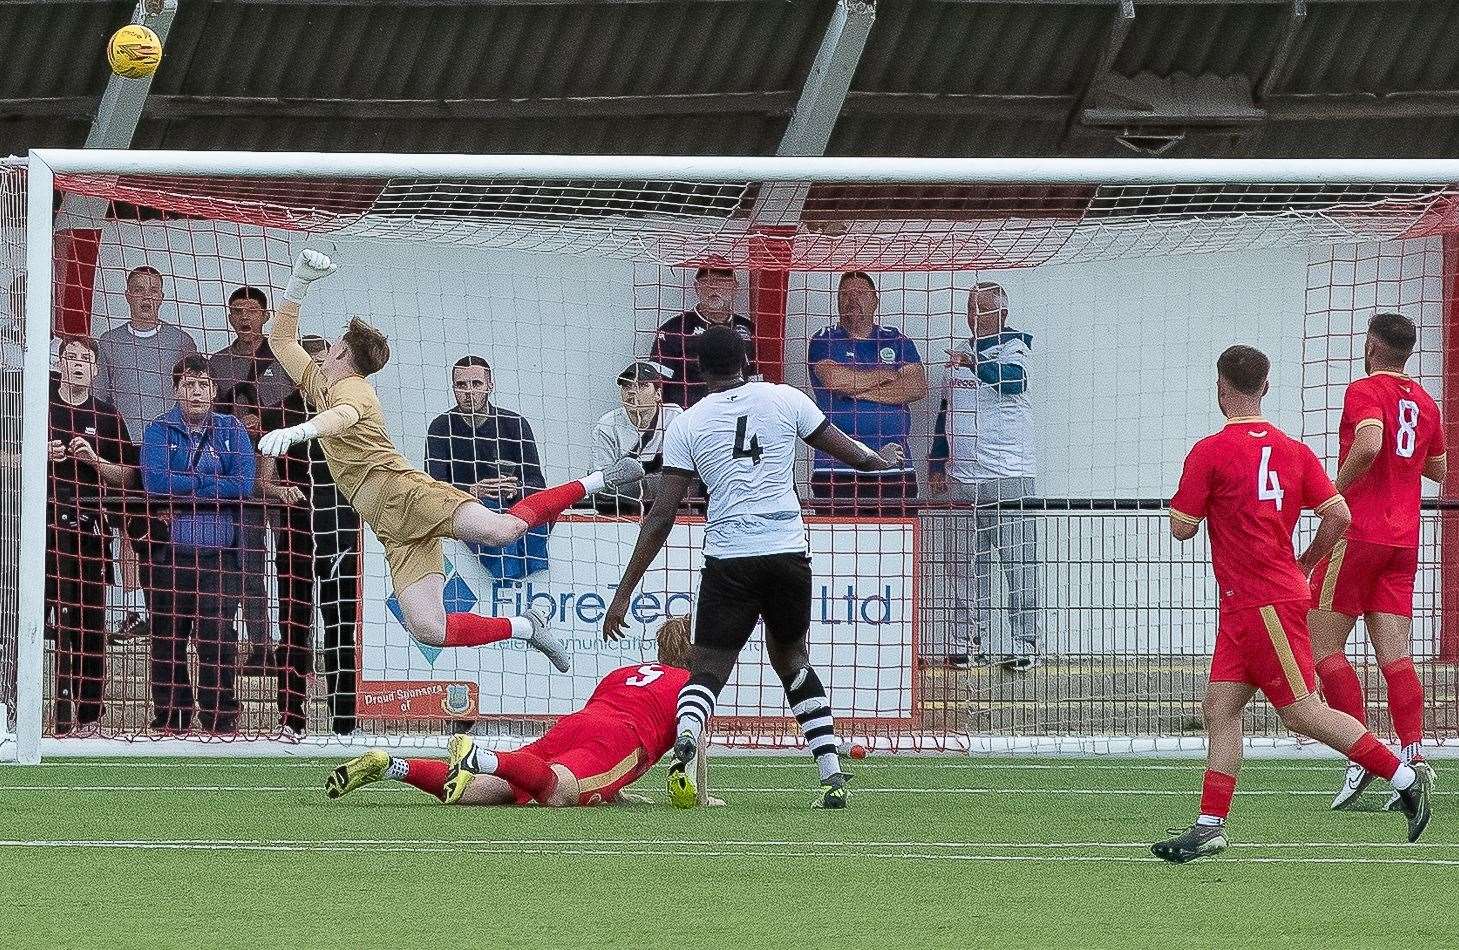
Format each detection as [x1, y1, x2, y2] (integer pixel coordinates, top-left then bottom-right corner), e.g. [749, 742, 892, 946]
[5, 150, 1459, 763]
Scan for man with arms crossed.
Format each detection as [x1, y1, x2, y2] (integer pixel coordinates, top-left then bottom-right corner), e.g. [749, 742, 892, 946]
[604, 326, 905, 809]
[257, 251, 643, 668]
[1309, 313, 1446, 810]
[1152, 345, 1430, 863]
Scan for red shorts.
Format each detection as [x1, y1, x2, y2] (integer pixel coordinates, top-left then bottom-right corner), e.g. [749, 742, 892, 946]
[1309, 537, 1418, 619]
[1210, 600, 1316, 709]
[513, 711, 650, 806]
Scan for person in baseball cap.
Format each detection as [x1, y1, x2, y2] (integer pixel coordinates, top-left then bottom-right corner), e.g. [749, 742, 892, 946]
[593, 360, 683, 514]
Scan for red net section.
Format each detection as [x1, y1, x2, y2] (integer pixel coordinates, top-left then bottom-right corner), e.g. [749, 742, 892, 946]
[18, 170, 1459, 755]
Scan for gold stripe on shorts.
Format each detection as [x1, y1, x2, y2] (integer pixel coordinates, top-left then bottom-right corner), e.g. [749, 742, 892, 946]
[1318, 538, 1347, 612]
[577, 748, 643, 793]
[1259, 605, 1310, 702]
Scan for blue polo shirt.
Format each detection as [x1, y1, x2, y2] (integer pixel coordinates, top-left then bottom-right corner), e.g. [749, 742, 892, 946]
[808, 324, 921, 471]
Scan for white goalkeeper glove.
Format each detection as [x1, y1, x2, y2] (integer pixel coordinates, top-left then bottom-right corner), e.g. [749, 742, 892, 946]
[257, 422, 318, 457]
[283, 249, 337, 304]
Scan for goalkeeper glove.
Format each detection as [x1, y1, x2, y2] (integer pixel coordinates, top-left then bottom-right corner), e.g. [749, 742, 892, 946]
[257, 422, 318, 457]
[284, 249, 337, 304]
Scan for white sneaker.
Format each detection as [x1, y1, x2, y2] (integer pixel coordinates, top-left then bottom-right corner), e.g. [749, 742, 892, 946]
[1332, 762, 1376, 810]
[1385, 759, 1436, 812]
[277, 725, 305, 743]
[523, 605, 571, 672]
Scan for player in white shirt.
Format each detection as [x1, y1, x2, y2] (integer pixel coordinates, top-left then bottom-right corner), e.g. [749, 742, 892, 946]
[603, 326, 904, 809]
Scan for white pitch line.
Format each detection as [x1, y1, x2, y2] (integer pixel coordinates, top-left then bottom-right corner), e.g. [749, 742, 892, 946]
[20, 761, 1376, 772]
[2, 839, 1458, 866]
[1, 783, 1453, 798]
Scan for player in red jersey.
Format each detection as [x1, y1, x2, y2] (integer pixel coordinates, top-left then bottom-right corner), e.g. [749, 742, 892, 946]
[324, 617, 709, 807]
[1308, 313, 1448, 810]
[1151, 345, 1431, 864]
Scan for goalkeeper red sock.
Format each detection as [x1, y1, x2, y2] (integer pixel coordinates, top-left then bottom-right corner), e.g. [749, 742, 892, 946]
[506, 480, 587, 529]
[1315, 653, 1367, 727]
[1197, 769, 1236, 824]
[492, 750, 559, 804]
[444, 613, 515, 647]
[1380, 656, 1425, 751]
[1347, 732, 1401, 781]
[397, 758, 449, 800]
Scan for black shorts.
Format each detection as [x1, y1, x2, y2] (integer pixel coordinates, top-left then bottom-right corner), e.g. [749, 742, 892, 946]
[694, 552, 813, 653]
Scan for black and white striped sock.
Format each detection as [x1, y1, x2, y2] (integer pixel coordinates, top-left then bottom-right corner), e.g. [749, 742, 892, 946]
[676, 676, 719, 752]
[783, 666, 841, 781]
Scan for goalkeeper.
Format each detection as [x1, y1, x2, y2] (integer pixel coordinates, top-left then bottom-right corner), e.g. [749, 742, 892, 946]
[326, 616, 718, 806]
[260, 250, 643, 668]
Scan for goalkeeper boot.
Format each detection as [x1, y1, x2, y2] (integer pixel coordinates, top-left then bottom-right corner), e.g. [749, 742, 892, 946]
[813, 772, 852, 809]
[1332, 762, 1377, 811]
[1393, 761, 1434, 842]
[667, 732, 699, 809]
[603, 455, 647, 493]
[326, 749, 390, 800]
[1151, 823, 1228, 864]
[442, 733, 479, 806]
[522, 606, 571, 673]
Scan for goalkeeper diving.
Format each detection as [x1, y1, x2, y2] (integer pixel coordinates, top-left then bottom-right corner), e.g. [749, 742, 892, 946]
[260, 250, 644, 668]
[326, 617, 719, 806]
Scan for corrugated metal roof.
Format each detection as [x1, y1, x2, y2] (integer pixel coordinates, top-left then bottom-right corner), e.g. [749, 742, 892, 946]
[3, 0, 1459, 160]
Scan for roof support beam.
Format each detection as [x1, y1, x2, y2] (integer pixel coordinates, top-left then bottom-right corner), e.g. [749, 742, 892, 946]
[84, 0, 180, 150]
[1062, 0, 1135, 146]
[1257, 0, 1309, 102]
[754, 0, 876, 226]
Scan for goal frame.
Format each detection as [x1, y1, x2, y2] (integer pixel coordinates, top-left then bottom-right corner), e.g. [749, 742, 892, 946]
[15, 149, 1459, 764]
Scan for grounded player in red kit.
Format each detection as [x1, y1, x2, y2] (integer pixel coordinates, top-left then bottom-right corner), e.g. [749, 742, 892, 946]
[325, 617, 702, 807]
[1309, 313, 1447, 811]
[1152, 345, 1432, 864]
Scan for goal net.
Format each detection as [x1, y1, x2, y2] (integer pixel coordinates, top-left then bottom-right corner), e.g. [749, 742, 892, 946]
[5, 152, 1459, 762]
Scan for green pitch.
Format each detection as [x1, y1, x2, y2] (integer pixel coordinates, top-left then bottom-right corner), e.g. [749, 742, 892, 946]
[2, 756, 1456, 950]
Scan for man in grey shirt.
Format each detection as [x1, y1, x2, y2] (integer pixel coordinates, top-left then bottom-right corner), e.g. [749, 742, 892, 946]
[94, 266, 199, 441]
[591, 361, 683, 514]
[92, 265, 198, 642]
[207, 285, 293, 408]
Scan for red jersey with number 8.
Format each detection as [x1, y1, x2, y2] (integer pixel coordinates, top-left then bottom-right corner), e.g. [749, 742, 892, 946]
[580, 662, 691, 758]
[1171, 418, 1342, 610]
[1338, 372, 1445, 548]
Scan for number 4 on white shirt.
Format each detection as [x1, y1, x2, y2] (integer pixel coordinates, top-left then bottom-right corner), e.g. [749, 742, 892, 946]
[1257, 445, 1284, 511]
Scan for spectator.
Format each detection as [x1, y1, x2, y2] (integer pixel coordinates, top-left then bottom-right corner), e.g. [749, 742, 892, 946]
[266, 335, 361, 737]
[649, 262, 756, 408]
[425, 356, 548, 581]
[94, 266, 198, 644]
[591, 361, 684, 515]
[226, 381, 280, 673]
[808, 272, 928, 515]
[208, 285, 293, 408]
[929, 282, 1041, 671]
[141, 355, 254, 733]
[47, 336, 134, 735]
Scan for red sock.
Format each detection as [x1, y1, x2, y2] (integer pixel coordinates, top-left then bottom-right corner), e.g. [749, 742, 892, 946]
[493, 750, 559, 804]
[1380, 656, 1425, 750]
[506, 480, 587, 529]
[444, 613, 514, 647]
[1316, 653, 1367, 727]
[1199, 769, 1237, 822]
[399, 758, 449, 800]
[1347, 732, 1400, 781]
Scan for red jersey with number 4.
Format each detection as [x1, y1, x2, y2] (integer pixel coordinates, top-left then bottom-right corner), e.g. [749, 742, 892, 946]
[1339, 373, 1445, 548]
[580, 663, 690, 760]
[1171, 418, 1342, 610]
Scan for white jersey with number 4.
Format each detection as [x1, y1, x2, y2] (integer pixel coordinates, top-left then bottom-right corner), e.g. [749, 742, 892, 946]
[661, 381, 827, 559]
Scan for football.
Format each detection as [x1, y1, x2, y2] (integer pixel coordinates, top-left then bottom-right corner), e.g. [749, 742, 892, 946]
[106, 24, 162, 78]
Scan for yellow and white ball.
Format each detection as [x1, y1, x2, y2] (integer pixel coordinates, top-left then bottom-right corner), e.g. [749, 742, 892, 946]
[107, 24, 163, 79]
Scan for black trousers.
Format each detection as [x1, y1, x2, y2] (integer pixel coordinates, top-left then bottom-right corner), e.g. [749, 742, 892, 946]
[45, 514, 109, 729]
[810, 470, 919, 517]
[274, 499, 362, 734]
[149, 547, 240, 732]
